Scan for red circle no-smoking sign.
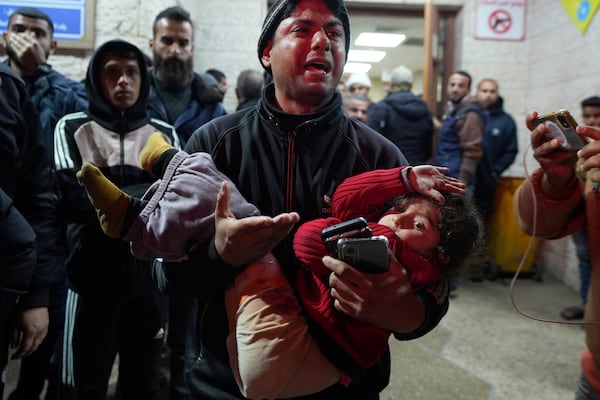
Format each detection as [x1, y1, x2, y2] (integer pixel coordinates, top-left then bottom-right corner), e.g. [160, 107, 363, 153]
[475, 1, 526, 41]
[489, 9, 512, 34]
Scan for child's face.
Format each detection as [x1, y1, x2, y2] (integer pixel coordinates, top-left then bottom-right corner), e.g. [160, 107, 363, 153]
[377, 198, 440, 258]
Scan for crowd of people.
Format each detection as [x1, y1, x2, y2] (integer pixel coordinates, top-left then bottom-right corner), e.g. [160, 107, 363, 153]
[1, 1, 598, 400]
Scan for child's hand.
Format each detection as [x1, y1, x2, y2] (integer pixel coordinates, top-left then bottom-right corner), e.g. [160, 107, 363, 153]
[408, 165, 465, 203]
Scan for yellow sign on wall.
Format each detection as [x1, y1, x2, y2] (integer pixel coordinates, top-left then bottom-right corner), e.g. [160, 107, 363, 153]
[561, 0, 600, 34]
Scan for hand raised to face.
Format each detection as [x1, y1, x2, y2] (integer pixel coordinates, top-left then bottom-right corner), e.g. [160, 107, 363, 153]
[408, 165, 466, 204]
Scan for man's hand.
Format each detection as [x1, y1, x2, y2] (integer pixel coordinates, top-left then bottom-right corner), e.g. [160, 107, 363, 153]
[11, 306, 49, 359]
[322, 254, 425, 333]
[214, 182, 300, 267]
[4, 31, 47, 74]
[409, 165, 465, 203]
[526, 111, 578, 186]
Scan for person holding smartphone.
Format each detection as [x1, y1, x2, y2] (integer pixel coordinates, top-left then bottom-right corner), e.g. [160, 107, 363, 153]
[121, 1, 453, 398]
[513, 111, 600, 399]
[75, 130, 483, 398]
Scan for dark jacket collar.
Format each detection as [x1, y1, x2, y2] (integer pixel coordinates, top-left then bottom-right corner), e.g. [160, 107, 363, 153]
[259, 83, 343, 133]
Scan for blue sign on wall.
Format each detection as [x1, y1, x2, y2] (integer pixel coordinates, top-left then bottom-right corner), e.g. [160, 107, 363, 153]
[0, 1, 86, 40]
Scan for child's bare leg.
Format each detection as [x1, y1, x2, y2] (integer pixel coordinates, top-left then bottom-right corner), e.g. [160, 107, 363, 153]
[139, 131, 174, 172]
[76, 163, 130, 238]
[225, 254, 339, 400]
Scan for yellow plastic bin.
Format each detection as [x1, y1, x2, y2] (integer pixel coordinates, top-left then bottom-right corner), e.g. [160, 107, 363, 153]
[486, 177, 540, 279]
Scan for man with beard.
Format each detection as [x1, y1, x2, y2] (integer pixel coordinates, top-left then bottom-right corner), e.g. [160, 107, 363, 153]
[435, 70, 486, 194]
[147, 6, 226, 399]
[147, 6, 226, 146]
[473, 79, 517, 228]
[2, 7, 88, 400]
[471, 78, 517, 281]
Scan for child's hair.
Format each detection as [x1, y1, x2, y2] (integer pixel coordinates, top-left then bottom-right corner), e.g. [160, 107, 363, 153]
[390, 192, 485, 276]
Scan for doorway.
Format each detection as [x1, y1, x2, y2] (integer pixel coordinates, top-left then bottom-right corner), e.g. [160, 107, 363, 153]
[345, 2, 460, 118]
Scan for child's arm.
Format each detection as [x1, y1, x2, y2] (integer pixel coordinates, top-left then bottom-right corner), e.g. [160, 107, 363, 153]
[331, 166, 412, 220]
[332, 166, 465, 220]
[125, 152, 260, 260]
[225, 254, 341, 399]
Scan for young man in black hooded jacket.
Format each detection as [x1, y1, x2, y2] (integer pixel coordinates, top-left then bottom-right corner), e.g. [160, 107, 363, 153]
[53, 39, 179, 399]
[155, 0, 450, 398]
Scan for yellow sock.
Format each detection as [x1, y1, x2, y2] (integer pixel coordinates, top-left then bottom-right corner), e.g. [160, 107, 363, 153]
[140, 132, 174, 172]
[76, 162, 131, 238]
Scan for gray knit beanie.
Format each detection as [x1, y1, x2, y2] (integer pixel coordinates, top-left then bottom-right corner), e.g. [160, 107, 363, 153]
[257, 0, 351, 72]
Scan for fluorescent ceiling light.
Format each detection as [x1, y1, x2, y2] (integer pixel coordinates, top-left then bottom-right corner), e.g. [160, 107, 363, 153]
[343, 63, 372, 74]
[348, 49, 386, 63]
[355, 32, 406, 48]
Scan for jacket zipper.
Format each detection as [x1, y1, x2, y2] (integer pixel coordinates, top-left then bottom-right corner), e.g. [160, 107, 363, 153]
[285, 132, 296, 210]
[120, 132, 125, 184]
[119, 110, 125, 184]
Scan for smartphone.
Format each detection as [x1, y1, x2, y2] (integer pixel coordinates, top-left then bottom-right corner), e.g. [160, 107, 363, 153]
[336, 236, 389, 274]
[533, 109, 585, 150]
[321, 217, 372, 255]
